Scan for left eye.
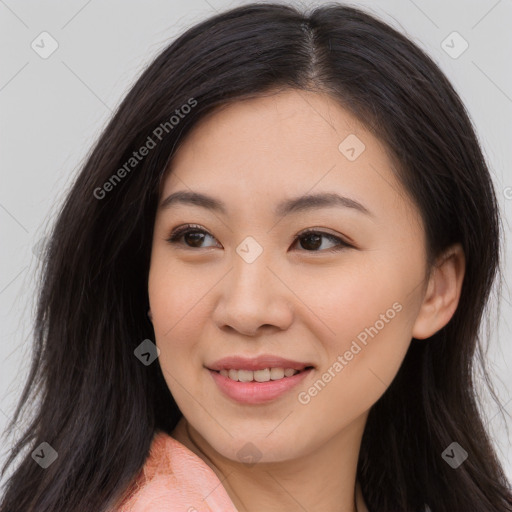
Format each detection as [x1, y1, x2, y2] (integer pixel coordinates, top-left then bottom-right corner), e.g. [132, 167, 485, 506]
[166, 225, 351, 253]
[292, 229, 350, 252]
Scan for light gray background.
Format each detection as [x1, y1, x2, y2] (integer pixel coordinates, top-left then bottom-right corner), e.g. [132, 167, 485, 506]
[1, 0, 511, 487]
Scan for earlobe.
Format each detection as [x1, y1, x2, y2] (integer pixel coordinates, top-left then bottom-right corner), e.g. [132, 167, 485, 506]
[148, 309, 153, 322]
[412, 243, 466, 340]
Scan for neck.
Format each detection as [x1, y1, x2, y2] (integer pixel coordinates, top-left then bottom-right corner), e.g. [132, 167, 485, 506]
[171, 417, 369, 512]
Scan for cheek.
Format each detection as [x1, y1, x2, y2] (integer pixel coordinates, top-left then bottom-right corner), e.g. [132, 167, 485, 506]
[148, 260, 200, 371]
[303, 259, 407, 344]
[147, 262, 206, 405]
[297, 302, 413, 430]
[148, 249, 208, 338]
[305, 260, 417, 398]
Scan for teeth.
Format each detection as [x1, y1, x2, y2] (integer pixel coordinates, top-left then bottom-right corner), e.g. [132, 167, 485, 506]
[270, 368, 284, 380]
[238, 369, 253, 382]
[218, 367, 301, 382]
[254, 368, 270, 382]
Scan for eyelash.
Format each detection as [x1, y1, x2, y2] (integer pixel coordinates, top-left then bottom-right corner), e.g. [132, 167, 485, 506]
[165, 224, 351, 253]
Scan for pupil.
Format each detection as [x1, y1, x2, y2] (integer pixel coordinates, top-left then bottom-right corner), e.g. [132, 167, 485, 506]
[186, 232, 204, 247]
[302, 233, 321, 250]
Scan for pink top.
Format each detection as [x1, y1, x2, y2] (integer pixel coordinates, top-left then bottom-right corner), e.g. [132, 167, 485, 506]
[114, 430, 238, 512]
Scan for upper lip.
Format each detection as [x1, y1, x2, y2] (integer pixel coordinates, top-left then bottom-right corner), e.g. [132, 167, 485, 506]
[207, 355, 314, 372]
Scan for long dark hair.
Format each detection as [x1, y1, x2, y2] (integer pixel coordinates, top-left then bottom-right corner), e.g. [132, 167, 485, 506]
[1, 3, 510, 511]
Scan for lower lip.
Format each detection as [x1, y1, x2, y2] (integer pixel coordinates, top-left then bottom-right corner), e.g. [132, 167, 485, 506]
[208, 368, 313, 404]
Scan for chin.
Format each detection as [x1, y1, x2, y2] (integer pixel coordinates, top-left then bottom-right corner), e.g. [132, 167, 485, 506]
[202, 428, 311, 465]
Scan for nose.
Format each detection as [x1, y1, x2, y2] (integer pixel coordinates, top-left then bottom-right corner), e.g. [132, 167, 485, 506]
[212, 248, 294, 337]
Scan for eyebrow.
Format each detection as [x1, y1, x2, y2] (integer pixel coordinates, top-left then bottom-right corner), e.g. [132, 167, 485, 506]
[159, 190, 374, 218]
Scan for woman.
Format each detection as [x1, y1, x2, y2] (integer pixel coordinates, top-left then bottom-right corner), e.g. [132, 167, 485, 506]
[1, 2, 511, 511]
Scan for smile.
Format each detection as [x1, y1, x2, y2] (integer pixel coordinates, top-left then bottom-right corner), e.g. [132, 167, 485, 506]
[208, 367, 314, 404]
[218, 367, 305, 382]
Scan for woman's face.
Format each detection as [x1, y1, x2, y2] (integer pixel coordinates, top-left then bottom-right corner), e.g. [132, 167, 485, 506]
[148, 88, 430, 463]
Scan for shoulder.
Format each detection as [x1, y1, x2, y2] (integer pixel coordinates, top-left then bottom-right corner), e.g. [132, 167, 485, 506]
[113, 430, 237, 512]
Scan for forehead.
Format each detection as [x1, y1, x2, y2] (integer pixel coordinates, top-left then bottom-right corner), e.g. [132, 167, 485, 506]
[160, 89, 418, 225]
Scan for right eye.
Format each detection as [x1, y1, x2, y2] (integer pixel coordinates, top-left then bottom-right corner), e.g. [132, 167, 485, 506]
[166, 224, 220, 249]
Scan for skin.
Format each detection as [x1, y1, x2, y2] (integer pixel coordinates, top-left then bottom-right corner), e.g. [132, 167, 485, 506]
[147, 88, 466, 512]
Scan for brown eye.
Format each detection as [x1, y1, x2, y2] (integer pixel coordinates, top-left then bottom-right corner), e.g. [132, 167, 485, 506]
[166, 225, 219, 249]
[182, 231, 207, 248]
[166, 225, 351, 253]
[293, 230, 351, 252]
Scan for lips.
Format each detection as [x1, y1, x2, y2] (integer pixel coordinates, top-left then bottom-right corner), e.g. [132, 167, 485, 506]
[207, 355, 314, 372]
[208, 366, 313, 404]
[206, 355, 315, 404]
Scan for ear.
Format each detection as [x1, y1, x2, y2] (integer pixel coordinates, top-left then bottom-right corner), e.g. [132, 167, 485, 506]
[412, 243, 466, 340]
[148, 309, 153, 322]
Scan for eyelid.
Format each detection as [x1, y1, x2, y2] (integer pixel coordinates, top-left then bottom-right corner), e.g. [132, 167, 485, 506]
[166, 224, 219, 247]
